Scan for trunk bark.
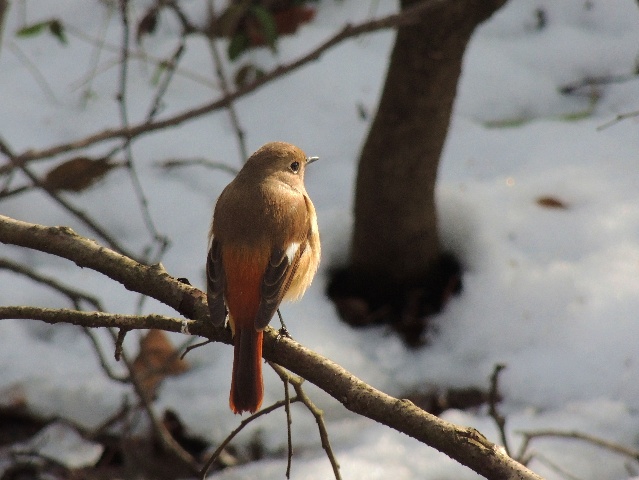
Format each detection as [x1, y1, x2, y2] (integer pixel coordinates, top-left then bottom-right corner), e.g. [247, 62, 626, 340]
[351, 0, 507, 283]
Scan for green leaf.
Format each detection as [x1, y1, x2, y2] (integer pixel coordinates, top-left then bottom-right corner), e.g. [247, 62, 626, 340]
[228, 33, 249, 61]
[16, 21, 50, 38]
[250, 5, 278, 51]
[16, 18, 67, 45]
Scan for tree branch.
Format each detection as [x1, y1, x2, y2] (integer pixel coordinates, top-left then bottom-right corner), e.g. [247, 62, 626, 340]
[517, 429, 639, 463]
[0, 214, 212, 324]
[0, 214, 543, 479]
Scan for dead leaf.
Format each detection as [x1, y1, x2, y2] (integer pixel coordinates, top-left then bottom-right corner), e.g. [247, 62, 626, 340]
[132, 330, 190, 399]
[42, 157, 118, 192]
[247, 6, 316, 46]
[536, 196, 568, 209]
[273, 6, 316, 36]
[136, 7, 159, 44]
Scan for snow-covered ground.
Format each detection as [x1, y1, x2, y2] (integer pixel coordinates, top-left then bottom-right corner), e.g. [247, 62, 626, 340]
[1, 0, 639, 478]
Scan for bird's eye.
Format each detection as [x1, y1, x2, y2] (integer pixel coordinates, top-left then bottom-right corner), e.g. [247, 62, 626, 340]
[289, 161, 300, 173]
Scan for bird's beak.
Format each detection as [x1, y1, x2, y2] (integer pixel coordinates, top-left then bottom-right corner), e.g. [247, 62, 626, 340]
[306, 156, 319, 165]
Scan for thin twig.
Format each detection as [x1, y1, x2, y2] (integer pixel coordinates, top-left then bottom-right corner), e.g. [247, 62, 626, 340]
[114, 327, 128, 361]
[89, 396, 133, 439]
[146, 42, 186, 120]
[597, 109, 639, 131]
[106, 326, 201, 475]
[78, 2, 114, 107]
[200, 396, 300, 479]
[0, 184, 33, 199]
[82, 327, 130, 382]
[269, 361, 295, 478]
[269, 362, 341, 480]
[560, 72, 639, 95]
[6, 40, 59, 103]
[488, 363, 510, 455]
[181, 339, 213, 359]
[516, 429, 639, 463]
[0, 257, 102, 310]
[66, 24, 215, 92]
[206, 0, 248, 163]
[117, 0, 169, 263]
[529, 453, 583, 480]
[157, 157, 239, 176]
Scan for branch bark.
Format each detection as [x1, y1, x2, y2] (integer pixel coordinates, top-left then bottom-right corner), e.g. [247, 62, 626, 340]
[0, 214, 542, 480]
[0, 215, 211, 324]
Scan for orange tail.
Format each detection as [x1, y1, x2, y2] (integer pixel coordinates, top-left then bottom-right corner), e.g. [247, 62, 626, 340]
[230, 325, 264, 414]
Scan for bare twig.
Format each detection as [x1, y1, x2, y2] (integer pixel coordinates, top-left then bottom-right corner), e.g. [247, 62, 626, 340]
[157, 157, 239, 176]
[6, 40, 59, 103]
[0, 257, 102, 310]
[106, 327, 201, 475]
[0, 184, 33, 199]
[82, 326, 130, 382]
[181, 338, 213, 359]
[560, 72, 639, 95]
[528, 453, 583, 480]
[78, 2, 114, 107]
[117, 0, 169, 263]
[200, 397, 299, 479]
[283, 371, 294, 478]
[66, 24, 215, 92]
[517, 429, 639, 464]
[270, 362, 341, 480]
[114, 327, 128, 361]
[488, 363, 510, 455]
[146, 42, 186, 120]
[597, 109, 639, 131]
[268, 361, 295, 478]
[206, 0, 248, 163]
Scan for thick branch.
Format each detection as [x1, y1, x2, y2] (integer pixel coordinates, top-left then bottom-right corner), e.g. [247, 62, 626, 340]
[0, 215, 542, 480]
[0, 214, 211, 324]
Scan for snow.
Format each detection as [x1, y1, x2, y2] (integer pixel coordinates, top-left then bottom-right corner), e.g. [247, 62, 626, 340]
[1, 0, 639, 478]
[12, 421, 104, 469]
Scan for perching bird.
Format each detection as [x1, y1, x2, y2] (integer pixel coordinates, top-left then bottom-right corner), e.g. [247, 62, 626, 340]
[207, 142, 321, 414]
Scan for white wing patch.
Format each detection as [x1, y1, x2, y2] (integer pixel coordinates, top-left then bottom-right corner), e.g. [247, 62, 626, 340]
[285, 242, 300, 264]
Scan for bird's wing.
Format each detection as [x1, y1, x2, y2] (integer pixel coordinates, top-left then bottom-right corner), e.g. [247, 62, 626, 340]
[254, 240, 306, 330]
[206, 237, 228, 326]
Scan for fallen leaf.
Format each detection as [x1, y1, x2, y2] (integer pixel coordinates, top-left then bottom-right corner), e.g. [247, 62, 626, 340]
[132, 330, 190, 399]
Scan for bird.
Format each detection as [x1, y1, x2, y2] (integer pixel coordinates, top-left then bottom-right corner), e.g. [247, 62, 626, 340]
[206, 141, 321, 414]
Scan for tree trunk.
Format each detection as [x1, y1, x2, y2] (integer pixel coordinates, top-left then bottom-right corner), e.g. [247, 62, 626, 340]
[352, 0, 506, 281]
[329, 0, 507, 344]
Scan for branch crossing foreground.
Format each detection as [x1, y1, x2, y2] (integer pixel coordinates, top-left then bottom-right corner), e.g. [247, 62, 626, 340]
[0, 214, 543, 480]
